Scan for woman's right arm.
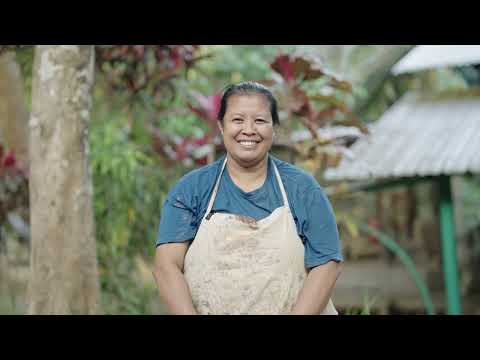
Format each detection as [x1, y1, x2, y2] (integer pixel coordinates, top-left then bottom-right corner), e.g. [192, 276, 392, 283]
[153, 242, 197, 315]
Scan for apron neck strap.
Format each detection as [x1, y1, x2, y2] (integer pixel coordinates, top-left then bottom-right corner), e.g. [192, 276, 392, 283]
[272, 161, 289, 207]
[204, 155, 290, 220]
[204, 157, 228, 218]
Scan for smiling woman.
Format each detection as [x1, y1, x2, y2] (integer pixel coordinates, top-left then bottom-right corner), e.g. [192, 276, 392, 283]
[153, 81, 343, 315]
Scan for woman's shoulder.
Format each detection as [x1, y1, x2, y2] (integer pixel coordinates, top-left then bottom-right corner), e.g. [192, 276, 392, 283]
[270, 155, 322, 192]
[170, 156, 224, 196]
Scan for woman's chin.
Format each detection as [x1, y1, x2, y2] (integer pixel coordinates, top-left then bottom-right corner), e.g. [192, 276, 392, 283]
[230, 152, 268, 166]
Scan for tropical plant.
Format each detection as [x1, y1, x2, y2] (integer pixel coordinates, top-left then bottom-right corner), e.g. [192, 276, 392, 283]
[95, 45, 202, 104]
[0, 145, 29, 243]
[261, 52, 368, 177]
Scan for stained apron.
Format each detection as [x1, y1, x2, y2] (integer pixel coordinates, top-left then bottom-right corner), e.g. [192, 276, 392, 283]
[184, 158, 337, 315]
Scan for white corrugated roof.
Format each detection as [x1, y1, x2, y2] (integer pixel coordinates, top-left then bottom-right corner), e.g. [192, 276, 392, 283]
[392, 45, 480, 75]
[324, 91, 480, 181]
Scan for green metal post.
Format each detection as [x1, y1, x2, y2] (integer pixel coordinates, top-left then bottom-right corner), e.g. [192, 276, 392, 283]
[438, 175, 462, 315]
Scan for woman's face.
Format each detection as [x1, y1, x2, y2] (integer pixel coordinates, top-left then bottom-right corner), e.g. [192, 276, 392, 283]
[219, 93, 274, 167]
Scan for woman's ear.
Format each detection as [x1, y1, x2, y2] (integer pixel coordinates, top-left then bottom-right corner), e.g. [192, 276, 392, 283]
[217, 121, 224, 136]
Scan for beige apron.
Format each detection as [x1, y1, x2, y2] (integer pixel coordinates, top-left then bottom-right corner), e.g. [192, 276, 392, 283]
[184, 158, 337, 315]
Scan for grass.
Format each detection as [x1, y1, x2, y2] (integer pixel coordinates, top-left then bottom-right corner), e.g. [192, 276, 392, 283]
[343, 292, 378, 315]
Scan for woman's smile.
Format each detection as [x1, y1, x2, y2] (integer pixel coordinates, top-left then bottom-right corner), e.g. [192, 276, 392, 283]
[236, 139, 261, 149]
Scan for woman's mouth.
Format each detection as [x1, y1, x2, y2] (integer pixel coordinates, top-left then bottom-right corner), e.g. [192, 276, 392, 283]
[237, 140, 260, 149]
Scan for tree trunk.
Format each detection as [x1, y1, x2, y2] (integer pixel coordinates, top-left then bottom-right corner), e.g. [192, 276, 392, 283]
[0, 51, 29, 169]
[352, 45, 414, 115]
[26, 45, 101, 314]
[314, 45, 414, 115]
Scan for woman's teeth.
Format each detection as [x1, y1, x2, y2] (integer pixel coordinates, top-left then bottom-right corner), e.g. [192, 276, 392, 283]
[238, 141, 257, 145]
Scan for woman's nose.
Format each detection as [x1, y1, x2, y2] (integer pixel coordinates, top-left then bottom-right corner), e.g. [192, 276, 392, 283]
[242, 120, 256, 134]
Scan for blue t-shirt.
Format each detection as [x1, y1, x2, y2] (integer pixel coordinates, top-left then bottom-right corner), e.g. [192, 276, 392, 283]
[156, 154, 343, 269]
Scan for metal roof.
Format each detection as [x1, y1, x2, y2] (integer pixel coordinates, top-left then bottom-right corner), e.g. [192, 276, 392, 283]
[392, 45, 480, 75]
[324, 91, 480, 181]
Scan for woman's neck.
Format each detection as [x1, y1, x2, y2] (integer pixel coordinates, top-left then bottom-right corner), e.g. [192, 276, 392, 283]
[226, 154, 269, 193]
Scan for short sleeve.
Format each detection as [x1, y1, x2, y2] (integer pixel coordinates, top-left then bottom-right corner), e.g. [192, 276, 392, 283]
[155, 180, 199, 247]
[302, 186, 343, 269]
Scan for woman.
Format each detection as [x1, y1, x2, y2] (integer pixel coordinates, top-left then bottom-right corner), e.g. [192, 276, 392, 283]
[153, 81, 343, 315]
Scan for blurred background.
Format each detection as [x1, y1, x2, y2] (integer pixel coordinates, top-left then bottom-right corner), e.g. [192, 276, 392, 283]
[1, 45, 479, 315]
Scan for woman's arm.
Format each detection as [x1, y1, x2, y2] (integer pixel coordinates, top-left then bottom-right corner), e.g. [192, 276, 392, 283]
[153, 242, 197, 315]
[290, 260, 342, 315]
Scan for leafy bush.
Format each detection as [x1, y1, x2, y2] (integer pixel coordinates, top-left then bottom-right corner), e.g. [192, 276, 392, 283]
[90, 98, 185, 314]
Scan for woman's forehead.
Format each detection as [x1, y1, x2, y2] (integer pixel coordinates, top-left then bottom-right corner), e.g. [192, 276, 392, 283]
[226, 93, 270, 112]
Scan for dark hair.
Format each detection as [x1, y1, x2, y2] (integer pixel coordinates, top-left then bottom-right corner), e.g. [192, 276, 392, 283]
[217, 81, 279, 125]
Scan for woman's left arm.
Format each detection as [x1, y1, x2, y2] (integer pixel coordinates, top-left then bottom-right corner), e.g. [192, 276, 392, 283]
[290, 260, 342, 315]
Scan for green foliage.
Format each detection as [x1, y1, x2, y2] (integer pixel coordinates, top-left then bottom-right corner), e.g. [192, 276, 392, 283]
[91, 119, 147, 251]
[184, 45, 296, 92]
[95, 45, 199, 106]
[90, 95, 182, 314]
[0, 46, 34, 111]
[88, 45, 216, 313]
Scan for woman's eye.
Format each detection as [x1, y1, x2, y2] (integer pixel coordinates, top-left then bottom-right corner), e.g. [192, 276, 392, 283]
[255, 119, 266, 123]
[233, 118, 243, 123]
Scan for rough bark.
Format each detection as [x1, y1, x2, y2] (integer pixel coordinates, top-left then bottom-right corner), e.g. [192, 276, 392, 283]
[0, 51, 29, 169]
[26, 45, 101, 314]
